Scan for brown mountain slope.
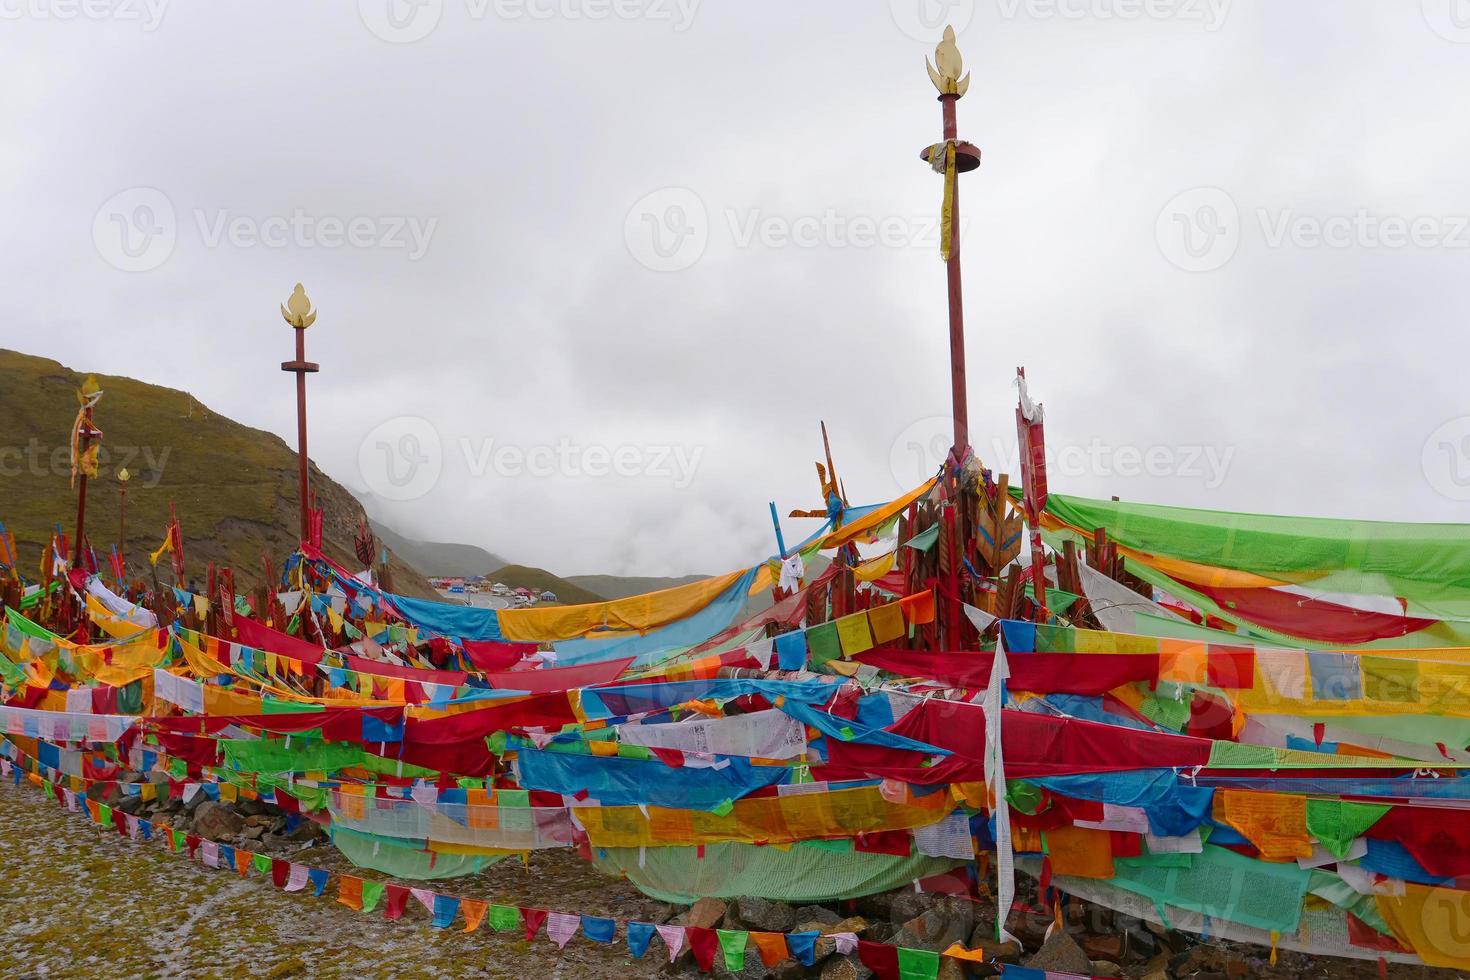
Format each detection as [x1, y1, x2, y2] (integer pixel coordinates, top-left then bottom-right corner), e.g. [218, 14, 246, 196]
[0, 349, 434, 597]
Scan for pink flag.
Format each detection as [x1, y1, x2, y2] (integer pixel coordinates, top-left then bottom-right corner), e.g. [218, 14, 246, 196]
[284, 864, 310, 892]
[656, 924, 687, 962]
[547, 911, 580, 949]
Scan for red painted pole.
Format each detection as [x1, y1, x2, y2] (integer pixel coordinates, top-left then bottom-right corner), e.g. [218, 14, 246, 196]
[73, 403, 95, 566]
[294, 326, 310, 543]
[940, 94, 969, 457]
[280, 284, 319, 547]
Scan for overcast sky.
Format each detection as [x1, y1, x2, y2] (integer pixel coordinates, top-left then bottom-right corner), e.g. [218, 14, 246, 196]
[2, 1, 1469, 576]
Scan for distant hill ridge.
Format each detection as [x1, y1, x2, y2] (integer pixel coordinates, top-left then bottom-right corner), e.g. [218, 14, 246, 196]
[369, 520, 508, 580]
[0, 348, 435, 597]
[564, 573, 711, 599]
[484, 565, 605, 605]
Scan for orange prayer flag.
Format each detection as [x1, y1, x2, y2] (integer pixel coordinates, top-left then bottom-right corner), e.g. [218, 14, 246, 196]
[337, 875, 364, 911]
[1042, 825, 1115, 879]
[749, 932, 789, 967]
[899, 590, 936, 626]
[461, 899, 488, 933]
[942, 944, 989, 963]
[234, 849, 252, 877]
[1213, 790, 1312, 861]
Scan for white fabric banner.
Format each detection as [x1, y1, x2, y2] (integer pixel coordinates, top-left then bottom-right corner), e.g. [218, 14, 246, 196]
[0, 704, 136, 744]
[618, 708, 807, 760]
[1077, 562, 1176, 633]
[913, 811, 974, 859]
[984, 633, 1019, 945]
[153, 669, 204, 714]
[64, 688, 93, 714]
[779, 553, 805, 593]
[86, 576, 158, 629]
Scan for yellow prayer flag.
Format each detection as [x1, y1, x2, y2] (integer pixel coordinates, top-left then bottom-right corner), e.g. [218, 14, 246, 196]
[834, 611, 874, 657]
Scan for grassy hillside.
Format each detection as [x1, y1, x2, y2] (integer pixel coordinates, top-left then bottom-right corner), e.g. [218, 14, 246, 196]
[486, 565, 605, 605]
[565, 573, 710, 600]
[0, 349, 435, 597]
[370, 519, 508, 578]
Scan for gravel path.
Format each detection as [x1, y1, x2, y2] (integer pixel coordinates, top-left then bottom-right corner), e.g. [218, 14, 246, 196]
[0, 778, 672, 979]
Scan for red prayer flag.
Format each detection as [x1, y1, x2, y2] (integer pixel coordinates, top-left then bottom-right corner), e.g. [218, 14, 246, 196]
[686, 927, 719, 972]
[858, 940, 900, 980]
[521, 907, 548, 941]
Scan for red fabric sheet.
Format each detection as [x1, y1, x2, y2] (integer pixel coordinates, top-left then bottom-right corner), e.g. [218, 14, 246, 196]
[1186, 583, 1433, 645]
[822, 699, 1212, 782]
[1364, 805, 1470, 877]
[148, 706, 405, 740]
[460, 639, 538, 671]
[343, 654, 465, 687]
[478, 656, 636, 694]
[853, 648, 1161, 694]
[229, 617, 330, 665]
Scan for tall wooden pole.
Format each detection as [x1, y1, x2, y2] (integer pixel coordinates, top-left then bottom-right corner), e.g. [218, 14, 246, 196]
[920, 27, 980, 646]
[117, 468, 129, 568]
[72, 376, 103, 566]
[920, 27, 979, 462]
[280, 284, 319, 545]
[941, 95, 968, 456]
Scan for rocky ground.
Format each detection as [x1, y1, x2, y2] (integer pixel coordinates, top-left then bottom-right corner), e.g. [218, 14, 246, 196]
[0, 779, 1455, 978]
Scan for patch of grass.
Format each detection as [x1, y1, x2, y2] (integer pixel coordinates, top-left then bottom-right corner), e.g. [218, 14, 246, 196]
[0, 348, 434, 596]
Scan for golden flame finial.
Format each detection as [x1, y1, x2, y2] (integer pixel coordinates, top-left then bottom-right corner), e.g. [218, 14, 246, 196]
[281, 283, 317, 329]
[926, 26, 971, 98]
[77, 374, 102, 405]
[118, 467, 131, 483]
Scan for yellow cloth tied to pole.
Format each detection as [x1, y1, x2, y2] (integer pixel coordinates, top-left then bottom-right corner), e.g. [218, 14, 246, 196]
[940, 141, 957, 261]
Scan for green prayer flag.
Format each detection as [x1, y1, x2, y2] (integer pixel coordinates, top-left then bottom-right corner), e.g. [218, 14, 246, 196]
[98, 804, 114, 830]
[807, 622, 841, 667]
[716, 930, 748, 972]
[903, 523, 941, 553]
[496, 789, 530, 808]
[171, 828, 187, 851]
[897, 947, 940, 980]
[361, 880, 386, 913]
[489, 904, 520, 932]
[1305, 799, 1389, 859]
[253, 853, 272, 875]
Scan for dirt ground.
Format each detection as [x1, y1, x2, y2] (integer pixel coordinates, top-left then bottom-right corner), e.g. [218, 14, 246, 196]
[0, 777, 1462, 979]
[0, 778, 673, 979]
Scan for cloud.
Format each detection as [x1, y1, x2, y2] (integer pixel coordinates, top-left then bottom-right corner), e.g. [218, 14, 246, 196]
[2, 0, 1467, 575]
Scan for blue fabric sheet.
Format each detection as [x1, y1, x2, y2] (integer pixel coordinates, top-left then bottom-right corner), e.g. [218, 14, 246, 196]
[578, 677, 843, 719]
[1361, 839, 1454, 886]
[384, 591, 504, 642]
[515, 747, 789, 810]
[1035, 769, 1214, 838]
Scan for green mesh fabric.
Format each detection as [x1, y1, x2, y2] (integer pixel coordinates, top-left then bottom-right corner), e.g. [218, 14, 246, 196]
[331, 826, 505, 879]
[1041, 493, 1470, 608]
[1110, 845, 1310, 933]
[222, 738, 365, 774]
[591, 841, 964, 904]
[1118, 561, 1470, 650]
[1137, 688, 1191, 731]
[1305, 800, 1389, 859]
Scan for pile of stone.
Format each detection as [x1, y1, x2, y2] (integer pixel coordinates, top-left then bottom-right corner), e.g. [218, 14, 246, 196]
[656, 875, 1263, 979]
[91, 774, 325, 858]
